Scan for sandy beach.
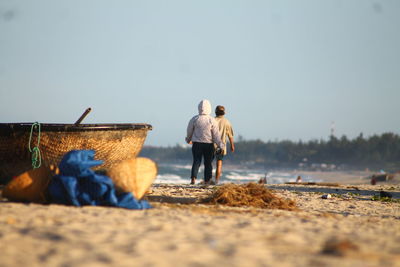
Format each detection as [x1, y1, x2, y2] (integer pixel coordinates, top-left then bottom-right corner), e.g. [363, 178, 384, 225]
[1, 173, 399, 267]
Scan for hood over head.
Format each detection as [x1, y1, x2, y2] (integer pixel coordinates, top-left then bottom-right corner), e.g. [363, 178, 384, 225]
[198, 99, 211, 115]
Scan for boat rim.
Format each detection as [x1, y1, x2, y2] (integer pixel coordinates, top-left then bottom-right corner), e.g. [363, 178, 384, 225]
[0, 123, 152, 133]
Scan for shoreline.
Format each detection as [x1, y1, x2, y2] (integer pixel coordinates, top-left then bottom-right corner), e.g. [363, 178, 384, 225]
[156, 163, 393, 185]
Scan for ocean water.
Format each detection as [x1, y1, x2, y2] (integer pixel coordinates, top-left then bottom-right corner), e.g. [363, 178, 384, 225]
[155, 162, 316, 184]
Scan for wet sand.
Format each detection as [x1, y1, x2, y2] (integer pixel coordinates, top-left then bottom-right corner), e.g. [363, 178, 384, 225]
[1, 174, 399, 267]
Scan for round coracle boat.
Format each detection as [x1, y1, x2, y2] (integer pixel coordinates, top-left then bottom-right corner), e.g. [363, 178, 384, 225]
[0, 123, 152, 183]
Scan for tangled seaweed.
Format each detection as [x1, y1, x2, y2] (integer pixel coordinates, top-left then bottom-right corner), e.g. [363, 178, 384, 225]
[208, 183, 297, 211]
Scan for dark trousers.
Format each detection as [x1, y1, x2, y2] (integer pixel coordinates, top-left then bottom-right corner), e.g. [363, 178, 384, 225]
[191, 142, 215, 182]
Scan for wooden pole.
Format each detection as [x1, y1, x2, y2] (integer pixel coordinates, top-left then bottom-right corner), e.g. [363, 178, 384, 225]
[74, 108, 92, 125]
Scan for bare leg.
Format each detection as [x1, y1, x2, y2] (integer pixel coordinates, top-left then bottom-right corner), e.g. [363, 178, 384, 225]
[215, 160, 222, 184]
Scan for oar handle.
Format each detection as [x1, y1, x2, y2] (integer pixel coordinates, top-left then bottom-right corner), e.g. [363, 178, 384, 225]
[74, 108, 92, 125]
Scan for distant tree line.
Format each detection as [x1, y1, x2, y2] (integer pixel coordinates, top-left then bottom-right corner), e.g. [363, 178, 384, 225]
[140, 133, 400, 172]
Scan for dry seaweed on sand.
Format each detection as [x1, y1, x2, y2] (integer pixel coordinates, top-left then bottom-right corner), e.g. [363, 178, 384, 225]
[207, 183, 297, 210]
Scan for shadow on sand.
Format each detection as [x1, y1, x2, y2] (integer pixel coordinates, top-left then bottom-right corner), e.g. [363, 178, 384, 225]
[268, 184, 400, 199]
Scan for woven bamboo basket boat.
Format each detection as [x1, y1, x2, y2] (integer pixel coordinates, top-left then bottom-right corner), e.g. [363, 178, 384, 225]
[0, 123, 152, 184]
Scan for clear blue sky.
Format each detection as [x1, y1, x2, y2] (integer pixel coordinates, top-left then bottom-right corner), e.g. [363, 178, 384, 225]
[1, 0, 399, 146]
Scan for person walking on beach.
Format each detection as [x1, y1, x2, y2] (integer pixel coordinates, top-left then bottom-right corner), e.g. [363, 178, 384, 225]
[214, 105, 235, 184]
[186, 100, 225, 185]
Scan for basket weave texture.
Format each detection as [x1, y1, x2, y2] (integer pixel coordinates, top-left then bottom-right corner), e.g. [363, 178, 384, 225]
[0, 124, 151, 181]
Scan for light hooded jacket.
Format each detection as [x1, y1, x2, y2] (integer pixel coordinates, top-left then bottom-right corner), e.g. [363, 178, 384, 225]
[186, 100, 225, 149]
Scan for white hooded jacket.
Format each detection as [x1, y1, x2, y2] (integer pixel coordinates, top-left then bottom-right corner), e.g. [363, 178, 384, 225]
[186, 100, 225, 149]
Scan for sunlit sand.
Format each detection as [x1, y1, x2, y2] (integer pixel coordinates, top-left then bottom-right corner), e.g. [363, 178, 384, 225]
[1, 173, 399, 267]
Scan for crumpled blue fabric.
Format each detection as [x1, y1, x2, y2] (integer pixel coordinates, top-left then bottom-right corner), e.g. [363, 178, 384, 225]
[48, 150, 151, 209]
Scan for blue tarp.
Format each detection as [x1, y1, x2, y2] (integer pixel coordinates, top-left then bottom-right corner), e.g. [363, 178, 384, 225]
[48, 150, 151, 209]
